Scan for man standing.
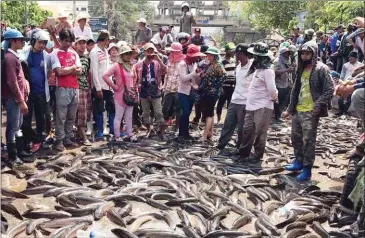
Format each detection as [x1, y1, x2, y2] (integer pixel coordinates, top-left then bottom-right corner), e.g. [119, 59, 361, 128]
[2, 29, 30, 165]
[72, 15, 93, 39]
[216, 42, 236, 123]
[337, 51, 364, 116]
[135, 18, 152, 48]
[273, 47, 293, 122]
[191, 28, 205, 46]
[50, 29, 82, 151]
[90, 30, 114, 140]
[239, 43, 278, 161]
[74, 36, 92, 145]
[283, 41, 334, 181]
[133, 43, 167, 140]
[20, 29, 52, 153]
[217, 44, 252, 153]
[151, 26, 168, 50]
[180, 2, 196, 34]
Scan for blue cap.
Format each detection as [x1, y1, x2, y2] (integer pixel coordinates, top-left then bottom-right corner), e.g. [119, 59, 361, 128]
[3, 28, 29, 41]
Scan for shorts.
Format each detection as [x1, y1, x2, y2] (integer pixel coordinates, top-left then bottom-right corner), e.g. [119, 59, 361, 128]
[201, 95, 217, 118]
[162, 92, 181, 120]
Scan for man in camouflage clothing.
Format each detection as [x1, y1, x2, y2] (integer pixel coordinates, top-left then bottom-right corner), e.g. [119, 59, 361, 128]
[283, 41, 334, 181]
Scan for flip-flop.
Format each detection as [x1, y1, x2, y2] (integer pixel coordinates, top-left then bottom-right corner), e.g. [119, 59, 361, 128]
[82, 140, 92, 146]
[30, 143, 41, 153]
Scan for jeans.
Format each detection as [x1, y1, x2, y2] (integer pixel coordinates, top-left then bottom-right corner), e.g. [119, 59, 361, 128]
[338, 95, 352, 114]
[55, 88, 79, 141]
[5, 98, 23, 144]
[178, 93, 194, 137]
[22, 93, 47, 143]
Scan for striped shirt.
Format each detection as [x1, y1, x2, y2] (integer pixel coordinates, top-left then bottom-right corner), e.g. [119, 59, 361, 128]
[222, 57, 236, 87]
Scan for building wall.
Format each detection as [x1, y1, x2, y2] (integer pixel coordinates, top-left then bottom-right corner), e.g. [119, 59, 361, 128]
[38, 1, 89, 22]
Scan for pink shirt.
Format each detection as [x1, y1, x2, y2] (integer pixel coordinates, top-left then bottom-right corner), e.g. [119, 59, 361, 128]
[102, 63, 134, 107]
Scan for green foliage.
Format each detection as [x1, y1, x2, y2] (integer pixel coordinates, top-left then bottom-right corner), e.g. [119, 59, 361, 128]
[245, 1, 305, 31]
[229, 0, 364, 34]
[88, 0, 155, 40]
[1, 1, 52, 30]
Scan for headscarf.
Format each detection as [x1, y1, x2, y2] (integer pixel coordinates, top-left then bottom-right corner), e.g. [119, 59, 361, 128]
[169, 51, 185, 64]
[247, 55, 272, 75]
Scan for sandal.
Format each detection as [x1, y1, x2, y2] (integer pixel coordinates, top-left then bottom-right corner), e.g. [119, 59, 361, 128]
[82, 140, 92, 146]
[30, 143, 41, 153]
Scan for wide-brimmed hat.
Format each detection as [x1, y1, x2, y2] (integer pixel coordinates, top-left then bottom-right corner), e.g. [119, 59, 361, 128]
[186, 44, 206, 57]
[247, 42, 273, 57]
[137, 18, 147, 24]
[119, 45, 132, 55]
[3, 28, 29, 41]
[205, 46, 220, 55]
[58, 12, 69, 18]
[143, 42, 157, 52]
[225, 42, 236, 52]
[167, 42, 183, 52]
[279, 47, 289, 54]
[76, 12, 90, 22]
[107, 43, 119, 52]
[235, 43, 249, 54]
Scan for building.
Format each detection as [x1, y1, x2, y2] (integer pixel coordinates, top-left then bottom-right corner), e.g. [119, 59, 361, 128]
[38, 1, 89, 22]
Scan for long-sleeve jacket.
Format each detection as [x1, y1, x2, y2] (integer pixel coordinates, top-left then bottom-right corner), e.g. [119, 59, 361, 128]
[89, 45, 111, 91]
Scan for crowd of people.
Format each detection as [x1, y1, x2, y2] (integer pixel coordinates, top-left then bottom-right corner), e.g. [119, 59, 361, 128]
[1, 3, 364, 211]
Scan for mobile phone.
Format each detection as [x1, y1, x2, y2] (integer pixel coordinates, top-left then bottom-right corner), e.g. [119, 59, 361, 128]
[45, 17, 56, 28]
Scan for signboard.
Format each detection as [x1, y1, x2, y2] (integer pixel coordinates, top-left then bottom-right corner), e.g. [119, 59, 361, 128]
[89, 17, 108, 32]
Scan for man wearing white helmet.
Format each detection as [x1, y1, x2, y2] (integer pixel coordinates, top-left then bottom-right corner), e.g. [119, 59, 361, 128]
[20, 29, 52, 153]
[180, 2, 196, 35]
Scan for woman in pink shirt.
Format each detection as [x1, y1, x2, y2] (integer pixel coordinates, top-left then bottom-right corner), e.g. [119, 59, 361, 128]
[102, 45, 137, 142]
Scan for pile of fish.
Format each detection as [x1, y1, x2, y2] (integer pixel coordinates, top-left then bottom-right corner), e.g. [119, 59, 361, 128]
[1, 115, 362, 237]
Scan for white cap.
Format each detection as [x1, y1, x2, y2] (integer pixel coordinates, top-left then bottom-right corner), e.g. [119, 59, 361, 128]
[137, 18, 147, 24]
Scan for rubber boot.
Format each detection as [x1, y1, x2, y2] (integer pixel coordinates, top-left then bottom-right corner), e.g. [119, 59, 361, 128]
[297, 165, 312, 181]
[95, 113, 104, 140]
[284, 159, 303, 171]
[108, 113, 115, 136]
[86, 121, 93, 136]
[15, 137, 35, 163]
[7, 142, 23, 166]
[103, 111, 109, 135]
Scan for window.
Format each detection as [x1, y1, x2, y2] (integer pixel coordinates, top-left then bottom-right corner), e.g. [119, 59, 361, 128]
[81, 7, 87, 11]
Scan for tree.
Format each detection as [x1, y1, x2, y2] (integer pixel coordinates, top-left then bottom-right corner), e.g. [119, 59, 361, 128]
[1, 1, 52, 30]
[88, 0, 155, 41]
[246, 1, 305, 32]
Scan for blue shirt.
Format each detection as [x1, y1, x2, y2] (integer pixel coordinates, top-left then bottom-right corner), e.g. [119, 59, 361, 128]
[330, 32, 338, 53]
[27, 51, 46, 94]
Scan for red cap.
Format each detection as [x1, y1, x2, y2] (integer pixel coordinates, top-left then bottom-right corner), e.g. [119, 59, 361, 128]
[186, 44, 206, 58]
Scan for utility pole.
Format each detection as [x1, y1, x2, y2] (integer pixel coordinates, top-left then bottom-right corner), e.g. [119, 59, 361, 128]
[73, 1, 77, 26]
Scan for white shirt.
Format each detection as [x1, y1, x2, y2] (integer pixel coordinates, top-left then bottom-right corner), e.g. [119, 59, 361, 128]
[231, 60, 253, 105]
[72, 26, 93, 39]
[152, 32, 167, 49]
[340, 61, 364, 80]
[246, 68, 278, 111]
[89, 45, 111, 91]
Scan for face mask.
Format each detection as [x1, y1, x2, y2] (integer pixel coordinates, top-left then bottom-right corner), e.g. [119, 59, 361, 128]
[302, 59, 312, 66]
[46, 40, 54, 49]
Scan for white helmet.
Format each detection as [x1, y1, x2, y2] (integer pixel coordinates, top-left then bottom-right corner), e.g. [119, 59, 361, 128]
[32, 29, 50, 42]
[182, 2, 190, 10]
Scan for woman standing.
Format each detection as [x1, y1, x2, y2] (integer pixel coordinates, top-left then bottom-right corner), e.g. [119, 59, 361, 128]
[102, 45, 137, 142]
[199, 46, 226, 144]
[177, 44, 204, 140]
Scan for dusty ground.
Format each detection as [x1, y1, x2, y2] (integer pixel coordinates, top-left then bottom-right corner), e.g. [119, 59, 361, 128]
[1, 105, 361, 236]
